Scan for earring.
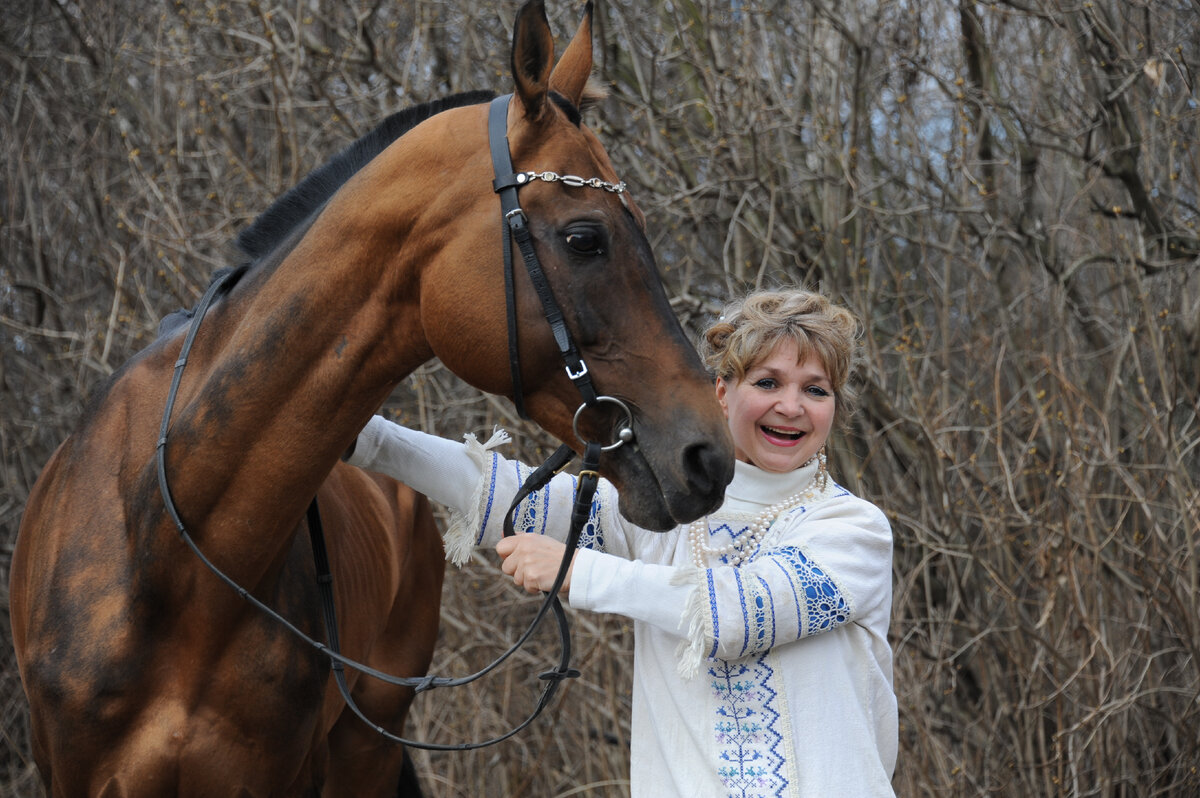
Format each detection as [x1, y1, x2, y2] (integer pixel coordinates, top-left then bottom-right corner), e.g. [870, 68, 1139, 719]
[815, 446, 829, 490]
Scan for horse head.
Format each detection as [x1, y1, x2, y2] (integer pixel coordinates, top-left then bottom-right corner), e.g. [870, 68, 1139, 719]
[405, 1, 734, 528]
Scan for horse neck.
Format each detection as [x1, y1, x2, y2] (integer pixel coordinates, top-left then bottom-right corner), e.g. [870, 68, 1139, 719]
[160, 132, 467, 559]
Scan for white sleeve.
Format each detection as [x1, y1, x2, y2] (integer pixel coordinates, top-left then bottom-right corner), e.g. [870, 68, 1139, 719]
[570, 492, 893, 679]
[464, 450, 636, 561]
[347, 415, 636, 565]
[346, 415, 484, 509]
[346, 415, 509, 563]
[569, 548, 692, 634]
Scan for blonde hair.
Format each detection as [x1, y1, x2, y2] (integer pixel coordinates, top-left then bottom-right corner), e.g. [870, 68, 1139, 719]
[700, 288, 861, 427]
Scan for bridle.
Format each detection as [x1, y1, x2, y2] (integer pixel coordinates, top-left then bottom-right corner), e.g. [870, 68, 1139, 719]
[489, 94, 628, 423]
[156, 93, 636, 750]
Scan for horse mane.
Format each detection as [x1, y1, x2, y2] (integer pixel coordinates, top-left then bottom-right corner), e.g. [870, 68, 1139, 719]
[236, 89, 497, 261]
[156, 90, 496, 339]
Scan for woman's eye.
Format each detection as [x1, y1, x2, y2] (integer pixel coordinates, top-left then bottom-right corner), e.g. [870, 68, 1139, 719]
[754, 378, 777, 389]
[565, 229, 604, 256]
[807, 386, 831, 397]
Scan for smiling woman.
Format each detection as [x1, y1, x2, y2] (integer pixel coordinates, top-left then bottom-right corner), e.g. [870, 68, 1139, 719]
[715, 343, 838, 473]
[346, 286, 898, 797]
[705, 290, 857, 478]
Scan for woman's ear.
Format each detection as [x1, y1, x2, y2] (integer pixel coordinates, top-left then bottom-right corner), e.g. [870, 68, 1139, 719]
[714, 377, 729, 418]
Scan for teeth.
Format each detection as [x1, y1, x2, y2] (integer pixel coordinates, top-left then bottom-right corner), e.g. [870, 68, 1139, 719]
[762, 425, 802, 440]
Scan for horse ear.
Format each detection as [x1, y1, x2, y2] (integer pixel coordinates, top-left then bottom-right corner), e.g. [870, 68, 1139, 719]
[511, 0, 555, 120]
[549, 1, 594, 107]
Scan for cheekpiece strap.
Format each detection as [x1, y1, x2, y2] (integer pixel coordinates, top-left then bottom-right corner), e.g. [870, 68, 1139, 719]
[489, 95, 529, 419]
[487, 94, 599, 411]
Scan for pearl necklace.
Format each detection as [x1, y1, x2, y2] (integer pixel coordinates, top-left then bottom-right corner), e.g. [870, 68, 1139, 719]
[687, 452, 829, 568]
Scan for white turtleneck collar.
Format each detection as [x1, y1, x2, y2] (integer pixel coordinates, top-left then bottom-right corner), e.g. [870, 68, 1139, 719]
[720, 457, 823, 515]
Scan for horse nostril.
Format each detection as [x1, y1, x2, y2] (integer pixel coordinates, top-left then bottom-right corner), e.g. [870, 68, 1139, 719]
[683, 441, 734, 502]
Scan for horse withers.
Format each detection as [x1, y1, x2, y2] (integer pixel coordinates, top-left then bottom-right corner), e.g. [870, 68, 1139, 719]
[9, 2, 734, 796]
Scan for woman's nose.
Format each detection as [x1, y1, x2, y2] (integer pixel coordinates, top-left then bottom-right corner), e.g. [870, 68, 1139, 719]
[774, 386, 805, 416]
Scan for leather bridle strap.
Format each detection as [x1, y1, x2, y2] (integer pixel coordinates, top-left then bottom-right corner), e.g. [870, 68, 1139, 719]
[488, 93, 599, 417]
[307, 442, 598, 751]
[308, 441, 598, 750]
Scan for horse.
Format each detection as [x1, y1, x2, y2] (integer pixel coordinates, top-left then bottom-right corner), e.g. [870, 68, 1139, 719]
[8, 1, 734, 796]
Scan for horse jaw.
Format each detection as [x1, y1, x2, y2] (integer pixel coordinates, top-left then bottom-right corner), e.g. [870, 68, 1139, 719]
[610, 435, 733, 531]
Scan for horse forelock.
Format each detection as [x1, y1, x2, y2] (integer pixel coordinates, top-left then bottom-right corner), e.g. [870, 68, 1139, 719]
[548, 91, 582, 127]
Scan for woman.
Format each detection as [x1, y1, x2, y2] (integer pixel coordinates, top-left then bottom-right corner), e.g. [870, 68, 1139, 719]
[347, 288, 897, 796]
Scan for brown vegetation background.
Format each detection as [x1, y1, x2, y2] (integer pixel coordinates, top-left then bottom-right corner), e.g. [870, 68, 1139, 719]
[3, 0, 1199, 795]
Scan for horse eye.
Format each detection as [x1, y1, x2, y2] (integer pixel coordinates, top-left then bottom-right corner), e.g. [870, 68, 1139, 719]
[564, 228, 604, 256]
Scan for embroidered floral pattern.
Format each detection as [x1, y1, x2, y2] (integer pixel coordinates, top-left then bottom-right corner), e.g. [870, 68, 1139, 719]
[710, 657, 787, 797]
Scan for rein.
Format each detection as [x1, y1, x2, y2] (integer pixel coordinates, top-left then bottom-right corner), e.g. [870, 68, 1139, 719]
[156, 94, 635, 751]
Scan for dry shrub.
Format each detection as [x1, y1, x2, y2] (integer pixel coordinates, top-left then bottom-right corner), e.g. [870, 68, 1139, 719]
[3, 1, 1199, 796]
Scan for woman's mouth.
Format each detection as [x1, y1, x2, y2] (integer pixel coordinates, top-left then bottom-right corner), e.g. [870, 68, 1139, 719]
[761, 424, 804, 444]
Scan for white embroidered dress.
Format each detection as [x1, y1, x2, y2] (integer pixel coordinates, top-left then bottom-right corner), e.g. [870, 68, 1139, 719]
[348, 416, 897, 797]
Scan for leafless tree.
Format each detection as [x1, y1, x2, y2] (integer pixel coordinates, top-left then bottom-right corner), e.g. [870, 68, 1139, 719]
[3, 1, 1197, 795]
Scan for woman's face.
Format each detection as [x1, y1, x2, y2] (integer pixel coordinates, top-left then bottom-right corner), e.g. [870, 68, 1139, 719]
[715, 339, 836, 474]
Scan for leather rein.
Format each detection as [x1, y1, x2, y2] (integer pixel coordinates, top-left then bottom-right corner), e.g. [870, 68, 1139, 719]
[156, 94, 635, 751]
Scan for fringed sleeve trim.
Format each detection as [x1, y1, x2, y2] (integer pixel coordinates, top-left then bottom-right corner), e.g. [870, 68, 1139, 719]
[671, 566, 712, 680]
[442, 428, 510, 566]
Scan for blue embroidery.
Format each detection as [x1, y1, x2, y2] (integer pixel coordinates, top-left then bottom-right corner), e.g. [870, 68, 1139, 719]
[703, 520, 737, 565]
[570, 476, 604, 551]
[770, 558, 803, 639]
[510, 461, 540, 536]
[480, 457, 606, 550]
[747, 576, 776, 653]
[477, 452, 503, 544]
[707, 569, 720, 659]
[775, 546, 850, 637]
[735, 569, 749, 657]
[710, 657, 787, 797]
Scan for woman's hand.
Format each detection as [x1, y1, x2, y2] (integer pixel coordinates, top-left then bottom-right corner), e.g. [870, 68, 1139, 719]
[495, 534, 575, 595]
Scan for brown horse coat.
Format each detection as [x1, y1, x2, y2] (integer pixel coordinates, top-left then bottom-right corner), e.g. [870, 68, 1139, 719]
[10, 2, 733, 796]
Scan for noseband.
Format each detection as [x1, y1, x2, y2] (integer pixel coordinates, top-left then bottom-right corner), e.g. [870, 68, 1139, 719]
[157, 94, 638, 751]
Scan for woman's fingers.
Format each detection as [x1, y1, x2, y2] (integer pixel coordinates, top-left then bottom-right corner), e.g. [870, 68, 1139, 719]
[494, 534, 573, 593]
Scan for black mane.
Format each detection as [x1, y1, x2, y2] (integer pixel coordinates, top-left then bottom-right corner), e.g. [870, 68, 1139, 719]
[157, 90, 496, 338]
[235, 89, 496, 261]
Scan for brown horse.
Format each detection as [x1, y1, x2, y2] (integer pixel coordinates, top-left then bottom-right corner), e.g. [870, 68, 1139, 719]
[8, 2, 733, 796]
